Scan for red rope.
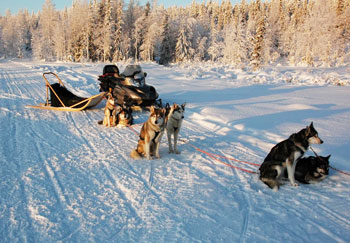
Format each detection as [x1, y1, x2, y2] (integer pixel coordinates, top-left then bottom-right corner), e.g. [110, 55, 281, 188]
[330, 166, 350, 176]
[205, 151, 260, 167]
[127, 124, 140, 136]
[185, 142, 258, 174]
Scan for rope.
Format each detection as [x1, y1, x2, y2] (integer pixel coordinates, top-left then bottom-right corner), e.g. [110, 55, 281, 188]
[205, 151, 260, 167]
[310, 146, 350, 176]
[127, 124, 140, 136]
[180, 139, 259, 174]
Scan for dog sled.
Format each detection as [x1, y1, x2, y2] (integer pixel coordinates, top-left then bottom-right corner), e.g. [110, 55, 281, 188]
[27, 72, 106, 112]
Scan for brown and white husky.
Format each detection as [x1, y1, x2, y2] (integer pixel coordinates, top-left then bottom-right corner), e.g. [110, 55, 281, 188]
[130, 106, 166, 160]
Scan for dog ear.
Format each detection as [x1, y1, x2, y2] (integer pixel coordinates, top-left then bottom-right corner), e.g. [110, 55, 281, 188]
[306, 122, 313, 134]
[309, 122, 314, 129]
[161, 108, 166, 116]
[181, 102, 186, 110]
[326, 154, 331, 160]
[150, 105, 155, 113]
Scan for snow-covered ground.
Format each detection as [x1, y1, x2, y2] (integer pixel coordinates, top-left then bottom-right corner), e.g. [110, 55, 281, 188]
[1, 59, 350, 242]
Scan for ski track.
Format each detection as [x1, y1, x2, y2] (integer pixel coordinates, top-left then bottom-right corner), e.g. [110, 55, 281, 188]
[1, 60, 350, 242]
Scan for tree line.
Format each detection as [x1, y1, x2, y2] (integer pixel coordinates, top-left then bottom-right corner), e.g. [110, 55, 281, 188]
[0, 0, 349, 68]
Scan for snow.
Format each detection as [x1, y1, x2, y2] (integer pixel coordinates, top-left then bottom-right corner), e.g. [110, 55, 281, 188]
[1, 59, 350, 242]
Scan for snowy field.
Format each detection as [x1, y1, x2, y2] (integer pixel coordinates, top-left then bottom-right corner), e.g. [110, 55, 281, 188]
[1, 59, 350, 242]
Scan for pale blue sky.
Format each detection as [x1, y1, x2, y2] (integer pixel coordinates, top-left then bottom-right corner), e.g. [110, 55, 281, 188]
[1, 0, 242, 16]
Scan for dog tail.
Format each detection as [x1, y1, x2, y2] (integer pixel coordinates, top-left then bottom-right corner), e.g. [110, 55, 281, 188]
[130, 149, 142, 159]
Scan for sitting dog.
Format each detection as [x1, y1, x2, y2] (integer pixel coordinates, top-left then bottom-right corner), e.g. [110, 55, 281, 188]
[166, 103, 186, 154]
[285, 155, 330, 184]
[116, 104, 133, 127]
[130, 106, 166, 160]
[98, 93, 117, 127]
[259, 122, 323, 191]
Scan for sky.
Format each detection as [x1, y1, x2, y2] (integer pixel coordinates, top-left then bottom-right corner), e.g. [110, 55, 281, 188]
[0, 0, 242, 16]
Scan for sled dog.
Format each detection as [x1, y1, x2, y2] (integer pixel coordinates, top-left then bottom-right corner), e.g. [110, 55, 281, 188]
[285, 155, 330, 184]
[259, 122, 323, 191]
[98, 93, 117, 127]
[117, 104, 133, 127]
[166, 103, 186, 154]
[130, 106, 166, 160]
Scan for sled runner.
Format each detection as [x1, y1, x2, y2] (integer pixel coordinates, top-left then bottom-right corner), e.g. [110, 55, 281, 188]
[27, 72, 106, 111]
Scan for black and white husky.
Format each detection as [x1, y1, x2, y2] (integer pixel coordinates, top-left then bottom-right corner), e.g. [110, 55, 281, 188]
[166, 103, 186, 154]
[259, 122, 323, 191]
[287, 155, 330, 184]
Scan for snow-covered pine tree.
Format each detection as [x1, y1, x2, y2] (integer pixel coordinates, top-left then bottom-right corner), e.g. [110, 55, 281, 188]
[14, 10, 32, 58]
[140, 3, 162, 62]
[175, 17, 195, 62]
[112, 0, 124, 62]
[159, 13, 172, 65]
[102, 0, 114, 62]
[250, 15, 266, 70]
[235, 0, 249, 65]
[124, 0, 139, 60]
[0, 19, 3, 57]
[32, 0, 57, 60]
[1, 11, 18, 57]
[54, 8, 69, 61]
[134, 2, 150, 61]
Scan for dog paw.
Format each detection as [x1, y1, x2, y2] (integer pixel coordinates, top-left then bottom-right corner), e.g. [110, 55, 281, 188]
[291, 182, 299, 187]
[273, 186, 279, 192]
[168, 149, 174, 154]
[175, 150, 181, 154]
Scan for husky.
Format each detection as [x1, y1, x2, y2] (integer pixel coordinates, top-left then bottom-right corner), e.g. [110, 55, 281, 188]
[286, 155, 330, 184]
[166, 103, 186, 154]
[98, 93, 117, 127]
[116, 104, 133, 127]
[259, 122, 323, 191]
[130, 106, 166, 160]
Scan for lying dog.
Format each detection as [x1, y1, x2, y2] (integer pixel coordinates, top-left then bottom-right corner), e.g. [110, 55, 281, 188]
[130, 106, 166, 160]
[259, 122, 323, 191]
[98, 93, 117, 127]
[117, 104, 133, 127]
[286, 155, 330, 184]
[166, 103, 186, 154]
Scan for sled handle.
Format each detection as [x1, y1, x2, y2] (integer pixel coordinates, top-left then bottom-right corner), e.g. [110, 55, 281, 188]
[43, 72, 65, 87]
[42, 72, 66, 107]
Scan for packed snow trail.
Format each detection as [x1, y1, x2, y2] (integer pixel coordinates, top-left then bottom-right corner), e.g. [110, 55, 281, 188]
[1, 59, 350, 242]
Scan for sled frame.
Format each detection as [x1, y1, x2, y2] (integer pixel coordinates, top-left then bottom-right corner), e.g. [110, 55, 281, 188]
[27, 72, 106, 111]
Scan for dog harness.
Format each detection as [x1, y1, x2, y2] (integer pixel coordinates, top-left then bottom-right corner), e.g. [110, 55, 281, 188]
[108, 106, 116, 116]
[152, 131, 161, 144]
[170, 115, 183, 132]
